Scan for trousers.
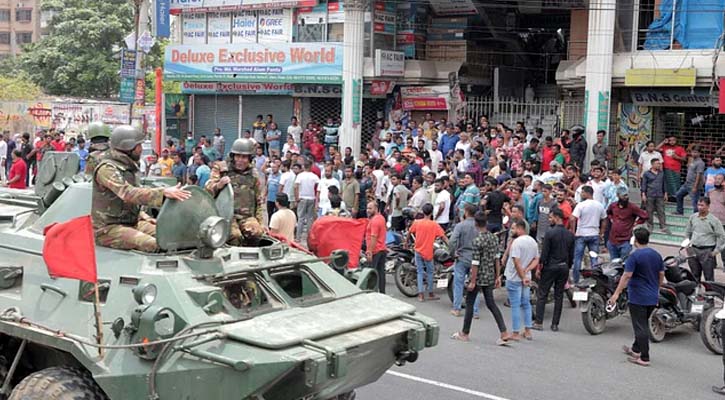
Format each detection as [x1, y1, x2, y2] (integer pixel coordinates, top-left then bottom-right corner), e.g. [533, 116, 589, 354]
[95, 220, 157, 252]
[535, 264, 569, 326]
[689, 246, 716, 282]
[296, 198, 316, 241]
[629, 304, 655, 362]
[645, 197, 667, 230]
[368, 251, 387, 294]
[462, 285, 507, 335]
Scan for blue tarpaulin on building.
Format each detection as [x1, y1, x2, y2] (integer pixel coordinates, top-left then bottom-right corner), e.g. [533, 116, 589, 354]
[644, 0, 725, 50]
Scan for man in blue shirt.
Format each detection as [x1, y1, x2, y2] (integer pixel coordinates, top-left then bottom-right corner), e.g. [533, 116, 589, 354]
[266, 159, 282, 223]
[705, 155, 725, 194]
[440, 124, 460, 158]
[456, 172, 480, 220]
[609, 227, 664, 367]
[75, 138, 89, 172]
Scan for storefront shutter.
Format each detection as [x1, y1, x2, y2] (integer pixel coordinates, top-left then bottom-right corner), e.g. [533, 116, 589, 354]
[193, 95, 240, 156]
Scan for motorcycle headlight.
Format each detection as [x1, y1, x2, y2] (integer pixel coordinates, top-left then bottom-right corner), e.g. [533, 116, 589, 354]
[199, 216, 228, 249]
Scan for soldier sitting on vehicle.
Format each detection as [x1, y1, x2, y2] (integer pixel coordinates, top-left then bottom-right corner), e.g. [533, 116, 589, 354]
[84, 121, 112, 175]
[92, 125, 191, 252]
[205, 138, 264, 246]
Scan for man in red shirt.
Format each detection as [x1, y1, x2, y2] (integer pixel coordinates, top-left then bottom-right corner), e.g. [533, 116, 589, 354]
[50, 132, 66, 152]
[365, 201, 388, 293]
[541, 136, 554, 173]
[407, 203, 449, 301]
[4, 150, 27, 189]
[657, 135, 687, 198]
[606, 186, 648, 259]
[309, 135, 325, 163]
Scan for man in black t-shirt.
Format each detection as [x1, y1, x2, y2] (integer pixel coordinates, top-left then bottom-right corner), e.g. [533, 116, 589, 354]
[482, 177, 511, 233]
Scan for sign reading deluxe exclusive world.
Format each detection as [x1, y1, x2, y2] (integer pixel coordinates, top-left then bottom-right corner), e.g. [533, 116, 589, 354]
[164, 43, 343, 83]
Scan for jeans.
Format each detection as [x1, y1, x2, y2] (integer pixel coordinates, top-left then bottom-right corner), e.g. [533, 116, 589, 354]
[606, 242, 633, 260]
[453, 260, 480, 314]
[573, 235, 599, 283]
[295, 198, 316, 241]
[486, 222, 502, 234]
[267, 201, 277, 223]
[368, 251, 387, 294]
[506, 279, 532, 332]
[535, 264, 568, 326]
[688, 246, 716, 282]
[629, 304, 655, 361]
[645, 197, 667, 230]
[463, 285, 507, 335]
[675, 183, 700, 215]
[415, 252, 434, 295]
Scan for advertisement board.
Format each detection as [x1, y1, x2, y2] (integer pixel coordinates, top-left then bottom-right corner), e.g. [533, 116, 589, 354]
[374, 49, 404, 76]
[51, 104, 101, 132]
[100, 104, 131, 125]
[181, 81, 294, 94]
[400, 86, 449, 110]
[164, 43, 343, 83]
[182, 13, 207, 44]
[257, 9, 291, 43]
[155, 0, 171, 37]
[171, 0, 315, 12]
[232, 11, 257, 43]
[630, 88, 718, 107]
[207, 12, 232, 44]
[428, 0, 478, 16]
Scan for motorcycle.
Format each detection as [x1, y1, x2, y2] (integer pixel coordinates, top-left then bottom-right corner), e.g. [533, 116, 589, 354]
[575, 250, 628, 335]
[649, 239, 710, 343]
[700, 280, 725, 354]
[395, 239, 455, 297]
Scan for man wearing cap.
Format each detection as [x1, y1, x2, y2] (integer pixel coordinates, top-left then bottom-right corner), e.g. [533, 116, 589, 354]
[539, 161, 563, 186]
[606, 186, 648, 259]
[92, 126, 191, 252]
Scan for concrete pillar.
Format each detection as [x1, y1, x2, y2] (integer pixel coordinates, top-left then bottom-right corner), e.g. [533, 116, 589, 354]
[340, 0, 366, 158]
[583, 0, 616, 169]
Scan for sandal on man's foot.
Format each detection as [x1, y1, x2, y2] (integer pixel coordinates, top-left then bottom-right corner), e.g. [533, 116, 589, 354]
[622, 345, 641, 358]
[627, 357, 650, 367]
[450, 332, 469, 342]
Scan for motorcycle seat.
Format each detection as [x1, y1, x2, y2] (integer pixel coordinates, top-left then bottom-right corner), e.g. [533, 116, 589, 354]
[672, 280, 697, 295]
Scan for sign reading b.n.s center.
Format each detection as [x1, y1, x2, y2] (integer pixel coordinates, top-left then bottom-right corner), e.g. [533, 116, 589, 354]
[164, 43, 342, 83]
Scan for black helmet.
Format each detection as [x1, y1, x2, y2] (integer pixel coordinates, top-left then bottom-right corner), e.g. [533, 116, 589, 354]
[109, 125, 144, 152]
[230, 138, 255, 156]
[402, 207, 417, 220]
[570, 124, 585, 136]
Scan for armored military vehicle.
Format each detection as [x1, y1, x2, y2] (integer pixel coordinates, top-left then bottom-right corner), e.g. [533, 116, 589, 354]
[0, 152, 439, 399]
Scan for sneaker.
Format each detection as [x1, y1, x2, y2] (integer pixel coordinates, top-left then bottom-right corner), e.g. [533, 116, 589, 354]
[627, 356, 650, 367]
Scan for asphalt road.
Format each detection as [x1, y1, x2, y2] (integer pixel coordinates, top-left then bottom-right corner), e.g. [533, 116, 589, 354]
[357, 247, 725, 400]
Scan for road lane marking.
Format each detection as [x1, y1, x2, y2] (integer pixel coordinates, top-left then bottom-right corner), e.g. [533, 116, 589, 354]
[385, 370, 512, 400]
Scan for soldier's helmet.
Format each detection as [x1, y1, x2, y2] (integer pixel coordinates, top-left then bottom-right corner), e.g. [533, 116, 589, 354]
[87, 121, 111, 140]
[230, 138, 255, 156]
[110, 125, 145, 152]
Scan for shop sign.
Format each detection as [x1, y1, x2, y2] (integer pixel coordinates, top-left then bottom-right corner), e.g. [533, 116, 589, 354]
[119, 77, 136, 104]
[293, 84, 342, 97]
[370, 80, 394, 95]
[155, 0, 171, 38]
[171, 0, 316, 12]
[51, 104, 101, 132]
[100, 104, 131, 125]
[120, 49, 137, 78]
[630, 88, 718, 108]
[327, 2, 344, 23]
[400, 85, 449, 110]
[296, 4, 327, 25]
[624, 68, 696, 87]
[373, 2, 395, 35]
[374, 50, 404, 77]
[182, 13, 207, 44]
[232, 11, 257, 43]
[429, 0, 478, 16]
[164, 43, 343, 83]
[257, 9, 291, 43]
[207, 12, 232, 44]
[181, 81, 294, 94]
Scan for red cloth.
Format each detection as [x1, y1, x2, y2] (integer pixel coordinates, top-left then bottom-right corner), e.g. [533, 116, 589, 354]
[42, 215, 97, 283]
[268, 231, 312, 255]
[659, 144, 686, 172]
[310, 143, 325, 163]
[541, 146, 554, 172]
[366, 214, 387, 254]
[34, 141, 47, 162]
[8, 159, 26, 189]
[51, 140, 65, 152]
[307, 216, 367, 268]
[409, 219, 445, 260]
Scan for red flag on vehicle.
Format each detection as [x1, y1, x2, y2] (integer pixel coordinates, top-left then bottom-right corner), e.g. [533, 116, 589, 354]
[42, 215, 97, 283]
[307, 216, 367, 269]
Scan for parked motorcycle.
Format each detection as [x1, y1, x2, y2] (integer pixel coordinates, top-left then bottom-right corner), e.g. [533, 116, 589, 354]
[395, 239, 454, 297]
[649, 239, 709, 342]
[575, 251, 628, 335]
[700, 280, 725, 354]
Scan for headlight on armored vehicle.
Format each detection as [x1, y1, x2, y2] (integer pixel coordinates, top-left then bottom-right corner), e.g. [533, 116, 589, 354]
[200, 216, 228, 249]
[133, 283, 158, 305]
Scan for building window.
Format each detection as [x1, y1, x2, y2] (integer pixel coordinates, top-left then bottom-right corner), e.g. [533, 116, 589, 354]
[16, 32, 32, 44]
[0, 32, 9, 44]
[16, 9, 32, 22]
[0, 9, 9, 22]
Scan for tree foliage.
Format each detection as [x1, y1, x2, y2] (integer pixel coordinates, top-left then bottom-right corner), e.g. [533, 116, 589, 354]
[144, 39, 181, 104]
[0, 74, 43, 101]
[16, 0, 134, 98]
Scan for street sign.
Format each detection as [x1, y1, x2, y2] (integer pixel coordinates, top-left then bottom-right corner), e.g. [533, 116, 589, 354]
[155, 0, 171, 38]
[138, 31, 155, 54]
[120, 49, 137, 78]
[119, 77, 135, 104]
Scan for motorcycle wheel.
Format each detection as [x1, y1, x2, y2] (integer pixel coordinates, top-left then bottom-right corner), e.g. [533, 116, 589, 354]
[581, 293, 607, 335]
[649, 310, 667, 343]
[394, 263, 419, 297]
[700, 306, 723, 355]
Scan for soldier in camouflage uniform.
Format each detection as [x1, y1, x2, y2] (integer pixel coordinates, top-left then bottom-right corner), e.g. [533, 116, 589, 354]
[84, 121, 112, 175]
[92, 125, 191, 252]
[205, 138, 264, 246]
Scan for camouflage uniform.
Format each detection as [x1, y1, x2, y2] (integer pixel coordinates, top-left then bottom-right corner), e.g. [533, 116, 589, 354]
[205, 160, 263, 246]
[84, 142, 110, 175]
[92, 149, 164, 252]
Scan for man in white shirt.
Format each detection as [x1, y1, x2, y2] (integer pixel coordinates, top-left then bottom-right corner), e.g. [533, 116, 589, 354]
[269, 193, 297, 241]
[317, 164, 340, 216]
[294, 160, 320, 242]
[638, 141, 662, 180]
[587, 165, 609, 206]
[287, 116, 303, 146]
[408, 176, 429, 211]
[279, 160, 298, 210]
[429, 140, 443, 174]
[539, 161, 564, 186]
[433, 178, 452, 230]
[571, 185, 607, 283]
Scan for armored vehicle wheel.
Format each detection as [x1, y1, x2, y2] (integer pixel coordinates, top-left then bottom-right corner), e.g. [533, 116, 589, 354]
[9, 367, 107, 400]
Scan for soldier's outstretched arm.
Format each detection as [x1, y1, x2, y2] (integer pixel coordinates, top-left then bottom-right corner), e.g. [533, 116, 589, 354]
[96, 164, 164, 207]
